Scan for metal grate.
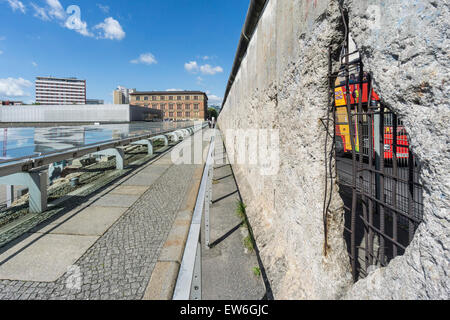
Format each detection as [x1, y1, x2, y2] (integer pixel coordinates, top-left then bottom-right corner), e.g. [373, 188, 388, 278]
[329, 42, 424, 281]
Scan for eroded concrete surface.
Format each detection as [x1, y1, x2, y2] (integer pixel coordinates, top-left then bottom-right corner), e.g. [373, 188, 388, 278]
[218, 0, 449, 299]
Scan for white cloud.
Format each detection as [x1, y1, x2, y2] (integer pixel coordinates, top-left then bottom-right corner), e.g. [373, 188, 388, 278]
[208, 94, 223, 104]
[46, 0, 65, 20]
[30, 3, 50, 20]
[32, 61, 38, 67]
[0, 50, 3, 55]
[65, 5, 93, 37]
[0, 78, 32, 97]
[199, 55, 217, 61]
[130, 53, 157, 65]
[94, 17, 125, 40]
[28, 2, 124, 40]
[166, 89, 183, 92]
[0, 36, 6, 41]
[97, 4, 110, 13]
[65, 15, 93, 37]
[185, 61, 223, 75]
[7, 0, 26, 13]
[184, 61, 199, 73]
[200, 64, 223, 75]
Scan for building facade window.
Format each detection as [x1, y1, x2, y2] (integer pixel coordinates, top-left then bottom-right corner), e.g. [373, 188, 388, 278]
[152, 96, 157, 101]
[169, 96, 173, 101]
[185, 103, 191, 110]
[185, 112, 190, 117]
[194, 96, 198, 100]
[177, 112, 182, 117]
[177, 96, 182, 101]
[169, 103, 174, 110]
[177, 103, 182, 110]
[144, 96, 149, 101]
[169, 112, 174, 117]
[185, 96, 190, 100]
[152, 104, 157, 109]
[194, 104, 199, 110]
[160, 104, 165, 110]
[136, 96, 141, 101]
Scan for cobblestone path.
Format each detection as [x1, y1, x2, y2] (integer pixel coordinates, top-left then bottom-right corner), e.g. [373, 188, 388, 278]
[0, 138, 204, 300]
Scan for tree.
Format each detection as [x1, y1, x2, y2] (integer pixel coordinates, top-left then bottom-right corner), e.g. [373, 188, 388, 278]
[207, 107, 218, 120]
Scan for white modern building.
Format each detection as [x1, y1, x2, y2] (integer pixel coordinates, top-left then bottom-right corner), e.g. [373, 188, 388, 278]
[35, 77, 86, 105]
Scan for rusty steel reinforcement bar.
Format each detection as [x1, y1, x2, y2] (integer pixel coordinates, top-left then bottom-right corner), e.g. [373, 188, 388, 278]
[0, 124, 207, 179]
[173, 131, 216, 300]
[221, 0, 269, 110]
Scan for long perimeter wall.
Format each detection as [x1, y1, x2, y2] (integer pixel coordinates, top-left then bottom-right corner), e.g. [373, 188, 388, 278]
[218, 0, 449, 299]
[0, 104, 156, 123]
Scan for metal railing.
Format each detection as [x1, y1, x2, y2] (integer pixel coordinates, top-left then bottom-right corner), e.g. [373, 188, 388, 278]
[328, 27, 424, 281]
[0, 124, 205, 179]
[0, 123, 207, 213]
[173, 129, 216, 300]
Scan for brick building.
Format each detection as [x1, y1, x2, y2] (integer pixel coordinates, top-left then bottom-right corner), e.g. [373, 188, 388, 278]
[129, 91, 208, 121]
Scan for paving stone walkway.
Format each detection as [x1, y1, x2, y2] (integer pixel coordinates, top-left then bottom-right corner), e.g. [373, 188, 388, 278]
[0, 130, 207, 300]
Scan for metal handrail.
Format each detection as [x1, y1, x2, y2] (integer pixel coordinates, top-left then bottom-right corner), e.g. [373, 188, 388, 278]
[173, 129, 216, 300]
[0, 123, 207, 179]
[0, 123, 196, 165]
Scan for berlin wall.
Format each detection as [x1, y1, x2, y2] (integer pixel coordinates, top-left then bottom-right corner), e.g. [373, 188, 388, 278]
[218, 0, 449, 299]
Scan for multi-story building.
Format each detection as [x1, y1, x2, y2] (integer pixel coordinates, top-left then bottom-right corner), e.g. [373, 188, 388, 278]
[129, 91, 208, 121]
[35, 77, 86, 105]
[113, 86, 135, 104]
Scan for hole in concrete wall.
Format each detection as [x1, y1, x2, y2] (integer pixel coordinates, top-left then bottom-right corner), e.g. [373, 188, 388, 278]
[329, 24, 424, 281]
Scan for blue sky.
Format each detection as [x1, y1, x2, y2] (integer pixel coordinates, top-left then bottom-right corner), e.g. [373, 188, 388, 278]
[0, 0, 250, 105]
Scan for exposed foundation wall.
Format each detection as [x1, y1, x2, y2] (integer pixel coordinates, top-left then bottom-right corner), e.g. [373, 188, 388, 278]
[218, 0, 449, 299]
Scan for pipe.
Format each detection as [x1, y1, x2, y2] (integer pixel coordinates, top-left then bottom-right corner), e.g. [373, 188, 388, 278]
[221, 0, 269, 110]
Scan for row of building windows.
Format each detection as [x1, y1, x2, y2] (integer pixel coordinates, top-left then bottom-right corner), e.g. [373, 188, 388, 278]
[136, 103, 201, 110]
[36, 85, 85, 90]
[166, 111, 200, 117]
[36, 101, 85, 104]
[37, 94, 85, 97]
[36, 79, 85, 83]
[135, 95, 201, 102]
[36, 98, 85, 101]
[36, 101, 86, 103]
[36, 83, 85, 86]
[36, 87, 84, 92]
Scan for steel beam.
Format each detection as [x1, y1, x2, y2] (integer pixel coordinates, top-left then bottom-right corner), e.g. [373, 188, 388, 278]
[6, 185, 14, 208]
[0, 170, 48, 213]
[93, 148, 125, 170]
[174, 130, 185, 140]
[131, 139, 154, 156]
[150, 135, 169, 147]
[166, 132, 179, 143]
